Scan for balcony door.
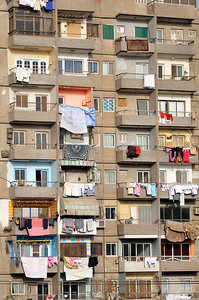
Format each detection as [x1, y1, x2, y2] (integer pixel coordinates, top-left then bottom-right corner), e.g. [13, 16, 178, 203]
[36, 96, 47, 111]
[36, 170, 48, 187]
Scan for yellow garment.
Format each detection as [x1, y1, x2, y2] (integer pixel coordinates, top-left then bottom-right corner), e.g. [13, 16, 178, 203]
[190, 147, 197, 155]
[64, 257, 72, 269]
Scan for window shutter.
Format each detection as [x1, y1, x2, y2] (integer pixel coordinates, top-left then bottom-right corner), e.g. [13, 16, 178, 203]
[91, 243, 102, 256]
[103, 25, 114, 40]
[182, 171, 188, 184]
[16, 95, 21, 107]
[147, 281, 151, 298]
[118, 98, 127, 107]
[176, 171, 181, 183]
[129, 281, 136, 298]
[42, 96, 47, 111]
[138, 206, 151, 224]
[22, 95, 28, 108]
[60, 243, 86, 257]
[135, 27, 148, 38]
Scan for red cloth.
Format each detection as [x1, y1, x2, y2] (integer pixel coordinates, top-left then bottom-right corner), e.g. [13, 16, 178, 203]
[27, 218, 50, 236]
[160, 112, 165, 118]
[182, 149, 190, 164]
[165, 113, 173, 121]
[136, 146, 141, 155]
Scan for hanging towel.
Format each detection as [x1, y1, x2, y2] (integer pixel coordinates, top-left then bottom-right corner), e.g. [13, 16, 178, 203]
[143, 74, 155, 89]
[151, 184, 156, 197]
[84, 108, 96, 127]
[135, 183, 141, 196]
[64, 257, 93, 281]
[27, 218, 50, 236]
[182, 149, 190, 164]
[86, 219, 93, 232]
[21, 257, 48, 278]
[60, 105, 87, 134]
[146, 184, 152, 195]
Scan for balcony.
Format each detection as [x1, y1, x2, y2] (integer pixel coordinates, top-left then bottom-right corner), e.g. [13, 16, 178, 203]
[115, 37, 155, 56]
[116, 145, 157, 164]
[158, 76, 196, 93]
[158, 112, 197, 129]
[116, 110, 156, 128]
[57, 36, 95, 53]
[115, 0, 154, 19]
[59, 218, 97, 235]
[9, 144, 57, 161]
[117, 183, 157, 200]
[11, 219, 57, 236]
[159, 150, 198, 164]
[9, 102, 57, 124]
[57, 0, 95, 14]
[58, 71, 94, 88]
[119, 256, 159, 272]
[116, 73, 155, 93]
[9, 181, 57, 200]
[10, 259, 58, 274]
[9, 68, 56, 87]
[118, 222, 158, 236]
[161, 256, 199, 272]
[159, 183, 198, 200]
[157, 39, 195, 57]
[149, 0, 197, 22]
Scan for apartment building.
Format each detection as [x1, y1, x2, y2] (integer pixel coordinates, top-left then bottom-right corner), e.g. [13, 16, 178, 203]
[0, 0, 199, 299]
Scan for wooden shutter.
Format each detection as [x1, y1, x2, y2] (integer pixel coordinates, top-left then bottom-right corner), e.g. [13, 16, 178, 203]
[176, 171, 181, 183]
[87, 24, 98, 37]
[147, 281, 151, 298]
[91, 243, 102, 256]
[22, 95, 28, 108]
[67, 22, 81, 38]
[42, 96, 47, 111]
[103, 25, 114, 40]
[172, 65, 177, 77]
[16, 95, 21, 107]
[118, 98, 127, 107]
[135, 27, 148, 38]
[60, 243, 87, 257]
[130, 281, 136, 299]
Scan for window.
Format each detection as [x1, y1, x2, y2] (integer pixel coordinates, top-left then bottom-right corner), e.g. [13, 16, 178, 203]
[158, 136, 165, 150]
[15, 169, 26, 181]
[103, 98, 114, 112]
[20, 207, 48, 218]
[88, 61, 98, 74]
[189, 30, 197, 38]
[136, 62, 148, 77]
[137, 135, 149, 150]
[117, 25, 125, 33]
[16, 60, 22, 68]
[137, 99, 149, 115]
[40, 61, 47, 74]
[36, 95, 47, 111]
[89, 133, 100, 146]
[171, 65, 183, 78]
[158, 100, 185, 117]
[135, 26, 148, 38]
[173, 135, 184, 147]
[13, 131, 25, 145]
[87, 23, 98, 37]
[102, 62, 113, 75]
[93, 97, 99, 112]
[61, 281, 86, 300]
[16, 94, 28, 108]
[36, 132, 47, 149]
[118, 98, 127, 107]
[60, 243, 87, 257]
[64, 59, 83, 74]
[11, 283, 25, 295]
[161, 243, 190, 261]
[59, 96, 64, 105]
[170, 29, 183, 42]
[38, 283, 48, 300]
[162, 279, 168, 294]
[33, 61, 38, 74]
[91, 243, 102, 256]
[16, 243, 49, 258]
[122, 243, 151, 259]
[15, 58, 48, 74]
[180, 279, 191, 292]
[176, 171, 188, 184]
[104, 170, 116, 184]
[158, 64, 164, 79]
[105, 207, 116, 219]
[119, 133, 127, 143]
[106, 243, 117, 256]
[159, 170, 167, 183]
[157, 28, 163, 44]
[137, 171, 150, 183]
[103, 25, 114, 39]
[160, 207, 190, 222]
[104, 134, 115, 148]
[36, 170, 48, 187]
[126, 280, 151, 299]
[91, 281, 103, 299]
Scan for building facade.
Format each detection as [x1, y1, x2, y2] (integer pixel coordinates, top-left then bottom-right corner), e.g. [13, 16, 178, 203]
[0, 0, 199, 299]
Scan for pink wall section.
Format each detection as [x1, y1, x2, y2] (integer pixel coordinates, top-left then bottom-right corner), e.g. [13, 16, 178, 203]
[59, 87, 92, 107]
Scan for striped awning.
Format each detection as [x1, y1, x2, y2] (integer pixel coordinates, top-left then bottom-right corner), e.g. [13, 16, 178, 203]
[60, 160, 96, 167]
[60, 198, 99, 216]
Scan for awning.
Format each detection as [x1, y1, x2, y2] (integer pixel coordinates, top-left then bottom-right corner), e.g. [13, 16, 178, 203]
[60, 198, 99, 216]
[60, 159, 96, 167]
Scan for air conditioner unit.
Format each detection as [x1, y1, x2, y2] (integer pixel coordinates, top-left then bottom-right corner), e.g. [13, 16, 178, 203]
[193, 208, 199, 215]
[96, 219, 106, 228]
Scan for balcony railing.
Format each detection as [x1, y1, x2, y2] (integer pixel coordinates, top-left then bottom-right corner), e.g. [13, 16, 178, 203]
[117, 145, 156, 151]
[161, 255, 199, 261]
[58, 69, 91, 76]
[116, 72, 146, 79]
[157, 39, 194, 45]
[9, 101, 57, 112]
[9, 67, 55, 76]
[119, 256, 159, 262]
[118, 218, 158, 225]
[58, 32, 91, 39]
[158, 110, 195, 118]
[116, 109, 156, 116]
[149, 0, 196, 5]
[158, 74, 195, 80]
[10, 181, 57, 188]
[10, 143, 57, 150]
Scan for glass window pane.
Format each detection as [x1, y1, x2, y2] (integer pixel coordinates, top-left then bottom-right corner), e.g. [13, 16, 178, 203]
[165, 208, 172, 220]
[144, 244, 150, 256]
[137, 244, 143, 257]
[177, 102, 185, 117]
[31, 207, 39, 217]
[106, 244, 111, 255]
[65, 60, 73, 73]
[74, 61, 82, 73]
[169, 102, 176, 116]
[173, 208, 180, 221]
[103, 62, 108, 75]
[23, 207, 30, 217]
[182, 208, 190, 221]
[137, 172, 142, 183]
[106, 208, 110, 219]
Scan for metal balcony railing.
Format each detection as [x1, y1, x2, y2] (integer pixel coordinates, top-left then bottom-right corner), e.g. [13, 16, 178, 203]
[157, 38, 194, 45]
[116, 109, 156, 116]
[116, 145, 156, 151]
[9, 67, 56, 76]
[9, 101, 57, 112]
[10, 143, 57, 150]
[10, 181, 57, 188]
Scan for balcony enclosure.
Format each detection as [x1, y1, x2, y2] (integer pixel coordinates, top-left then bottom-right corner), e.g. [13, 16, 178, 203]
[9, 8, 54, 36]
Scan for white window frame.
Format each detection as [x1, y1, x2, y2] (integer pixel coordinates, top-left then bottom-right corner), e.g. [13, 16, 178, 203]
[13, 131, 25, 145]
[88, 61, 99, 74]
[35, 132, 48, 149]
[106, 243, 117, 256]
[15, 58, 48, 74]
[119, 133, 127, 143]
[158, 135, 165, 150]
[63, 59, 83, 75]
[103, 98, 115, 112]
[104, 170, 116, 184]
[137, 170, 150, 183]
[159, 170, 167, 183]
[172, 135, 184, 147]
[137, 135, 149, 150]
[17, 243, 50, 257]
[189, 30, 197, 38]
[105, 207, 116, 220]
[179, 279, 192, 293]
[90, 133, 100, 147]
[157, 28, 164, 44]
[103, 134, 115, 148]
[117, 25, 125, 33]
[158, 64, 164, 79]
[102, 61, 113, 75]
[162, 279, 169, 294]
[93, 97, 100, 112]
[61, 281, 87, 299]
[11, 282, 25, 295]
[170, 29, 184, 42]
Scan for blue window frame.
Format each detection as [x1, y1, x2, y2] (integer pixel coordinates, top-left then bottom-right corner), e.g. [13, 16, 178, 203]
[14, 169, 26, 181]
[88, 61, 98, 73]
[64, 60, 83, 74]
